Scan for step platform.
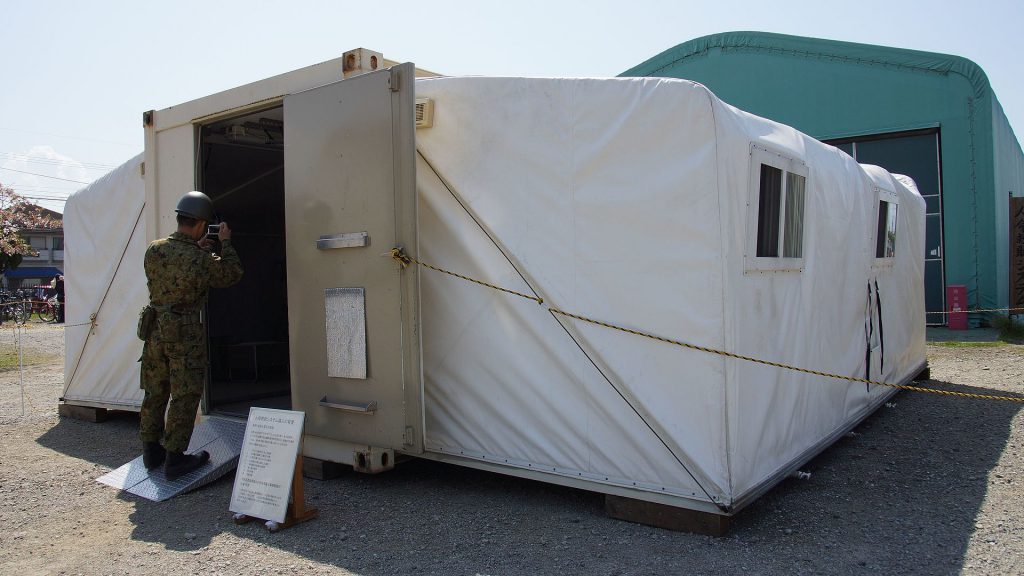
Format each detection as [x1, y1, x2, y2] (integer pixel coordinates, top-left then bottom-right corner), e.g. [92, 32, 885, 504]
[97, 417, 246, 502]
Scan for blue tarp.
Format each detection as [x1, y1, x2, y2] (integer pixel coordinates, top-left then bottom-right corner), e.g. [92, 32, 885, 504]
[4, 266, 62, 279]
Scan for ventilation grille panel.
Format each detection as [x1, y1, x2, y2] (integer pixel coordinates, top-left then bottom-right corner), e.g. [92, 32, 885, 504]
[415, 98, 434, 129]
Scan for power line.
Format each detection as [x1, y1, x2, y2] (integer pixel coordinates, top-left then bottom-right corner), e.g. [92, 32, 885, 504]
[0, 167, 90, 185]
[17, 192, 70, 199]
[0, 152, 117, 171]
[21, 196, 68, 203]
[1, 152, 118, 169]
[5, 182, 77, 190]
[0, 127, 137, 148]
[14, 192, 69, 199]
[6, 185, 76, 192]
[5, 189, 74, 196]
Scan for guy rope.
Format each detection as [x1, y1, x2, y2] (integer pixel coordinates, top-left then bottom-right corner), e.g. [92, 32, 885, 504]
[390, 247, 1024, 404]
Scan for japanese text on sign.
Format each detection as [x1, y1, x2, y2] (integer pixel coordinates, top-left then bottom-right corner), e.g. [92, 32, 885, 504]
[229, 408, 305, 524]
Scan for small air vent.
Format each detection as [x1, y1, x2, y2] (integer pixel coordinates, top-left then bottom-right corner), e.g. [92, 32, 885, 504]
[415, 98, 434, 129]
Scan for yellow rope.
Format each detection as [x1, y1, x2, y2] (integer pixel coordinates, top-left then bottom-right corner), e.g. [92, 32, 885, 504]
[390, 248, 544, 305]
[548, 309, 1024, 403]
[389, 248, 1024, 404]
[932, 306, 1024, 314]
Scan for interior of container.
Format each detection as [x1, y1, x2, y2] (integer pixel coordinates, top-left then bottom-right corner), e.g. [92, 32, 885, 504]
[198, 105, 291, 417]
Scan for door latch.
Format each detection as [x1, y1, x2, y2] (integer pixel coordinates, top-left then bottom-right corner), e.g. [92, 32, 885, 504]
[389, 68, 401, 92]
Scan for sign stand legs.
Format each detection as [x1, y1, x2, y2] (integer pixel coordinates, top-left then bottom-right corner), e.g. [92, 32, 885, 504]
[233, 453, 319, 532]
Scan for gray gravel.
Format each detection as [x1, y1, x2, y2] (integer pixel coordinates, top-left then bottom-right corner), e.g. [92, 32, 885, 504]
[1, 323, 1022, 575]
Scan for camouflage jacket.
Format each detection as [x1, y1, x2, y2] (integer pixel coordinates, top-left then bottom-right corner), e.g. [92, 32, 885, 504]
[144, 231, 244, 341]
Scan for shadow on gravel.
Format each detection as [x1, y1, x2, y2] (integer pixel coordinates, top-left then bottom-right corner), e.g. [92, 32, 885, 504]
[32, 377, 1020, 575]
[36, 411, 140, 469]
[734, 377, 1022, 575]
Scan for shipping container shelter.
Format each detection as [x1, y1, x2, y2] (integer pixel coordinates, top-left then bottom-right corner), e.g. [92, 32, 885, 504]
[63, 50, 929, 530]
[622, 31, 1024, 325]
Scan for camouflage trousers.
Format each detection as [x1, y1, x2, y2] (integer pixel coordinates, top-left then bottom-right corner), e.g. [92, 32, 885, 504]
[139, 338, 206, 453]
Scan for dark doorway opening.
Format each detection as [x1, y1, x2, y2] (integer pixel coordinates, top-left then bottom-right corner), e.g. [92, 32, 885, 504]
[198, 106, 290, 416]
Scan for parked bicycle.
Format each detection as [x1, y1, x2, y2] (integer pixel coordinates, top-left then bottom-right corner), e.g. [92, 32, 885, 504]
[35, 295, 60, 323]
[0, 290, 31, 325]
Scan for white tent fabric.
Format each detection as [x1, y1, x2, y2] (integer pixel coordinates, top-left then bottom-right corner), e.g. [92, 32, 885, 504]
[62, 153, 146, 410]
[65, 75, 925, 512]
[413, 77, 926, 509]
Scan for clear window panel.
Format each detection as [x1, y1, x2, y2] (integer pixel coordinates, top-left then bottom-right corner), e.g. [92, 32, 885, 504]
[876, 201, 889, 258]
[875, 201, 898, 258]
[756, 164, 782, 257]
[782, 173, 805, 258]
[885, 203, 898, 257]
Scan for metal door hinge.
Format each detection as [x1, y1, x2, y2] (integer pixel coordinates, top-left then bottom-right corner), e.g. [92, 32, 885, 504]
[389, 68, 401, 92]
[403, 426, 415, 447]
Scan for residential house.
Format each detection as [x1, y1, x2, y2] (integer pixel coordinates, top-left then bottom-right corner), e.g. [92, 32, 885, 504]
[5, 206, 64, 291]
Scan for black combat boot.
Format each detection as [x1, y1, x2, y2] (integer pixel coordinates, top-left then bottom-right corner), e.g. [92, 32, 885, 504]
[164, 450, 211, 480]
[142, 442, 166, 470]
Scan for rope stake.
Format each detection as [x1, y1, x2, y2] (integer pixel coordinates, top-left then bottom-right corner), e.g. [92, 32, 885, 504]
[389, 247, 1024, 404]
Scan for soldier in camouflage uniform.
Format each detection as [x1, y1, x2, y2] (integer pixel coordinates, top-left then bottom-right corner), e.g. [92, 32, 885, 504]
[140, 191, 243, 480]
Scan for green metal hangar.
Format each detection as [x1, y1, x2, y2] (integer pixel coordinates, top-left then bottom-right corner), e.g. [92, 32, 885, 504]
[622, 31, 1024, 325]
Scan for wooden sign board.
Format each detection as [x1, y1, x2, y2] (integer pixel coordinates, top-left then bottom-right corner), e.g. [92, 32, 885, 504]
[229, 408, 305, 524]
[1012, 197, 1024, 310]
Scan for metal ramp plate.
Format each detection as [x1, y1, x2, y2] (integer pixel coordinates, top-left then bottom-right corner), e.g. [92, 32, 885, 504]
[97, 417, 246, 502]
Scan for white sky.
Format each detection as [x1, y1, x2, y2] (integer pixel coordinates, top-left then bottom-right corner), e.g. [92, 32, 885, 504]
[3, 0, 1022, 213]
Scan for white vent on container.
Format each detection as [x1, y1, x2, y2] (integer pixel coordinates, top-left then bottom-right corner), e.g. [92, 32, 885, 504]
[415, 98, 434, 129]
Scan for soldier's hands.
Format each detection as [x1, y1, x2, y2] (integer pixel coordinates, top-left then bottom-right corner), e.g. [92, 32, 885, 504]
[198, 237, 214, 251]
[218, 221, 232, 241]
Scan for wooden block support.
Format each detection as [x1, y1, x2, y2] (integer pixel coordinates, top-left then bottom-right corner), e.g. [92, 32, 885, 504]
[58, 404, 108, 423]
[605, 495, 731, 536]
[913, 364, 931, 382]
[302, 456, 347, 480]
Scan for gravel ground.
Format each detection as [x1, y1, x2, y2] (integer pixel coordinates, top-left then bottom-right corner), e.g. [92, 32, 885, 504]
[0, 322, 1022, 575]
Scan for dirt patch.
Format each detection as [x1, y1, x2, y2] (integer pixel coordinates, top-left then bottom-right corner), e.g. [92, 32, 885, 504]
[0, 348, 62, 370]
[1, 325, 1022, 575]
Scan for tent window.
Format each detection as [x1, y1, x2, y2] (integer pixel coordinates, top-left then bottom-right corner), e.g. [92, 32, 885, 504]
[876, 200, 898, 258]
[747, 145, 808, 272]
[756, 165, 782, 257]
[783, 172, 806, 258]
[755, 164, 805, 259]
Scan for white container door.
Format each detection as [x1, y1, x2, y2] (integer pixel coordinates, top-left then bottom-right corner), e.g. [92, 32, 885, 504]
[283, 63, 422, 453]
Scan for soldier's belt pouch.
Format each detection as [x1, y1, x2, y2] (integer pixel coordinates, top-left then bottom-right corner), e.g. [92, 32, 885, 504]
[156, 309, 200, 342]
[137, 305, 157, 341]
[157, 310, 182, 342]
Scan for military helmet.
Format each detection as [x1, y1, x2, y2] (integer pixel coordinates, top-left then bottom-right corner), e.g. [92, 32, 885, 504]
[175, 191, 214, 222]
